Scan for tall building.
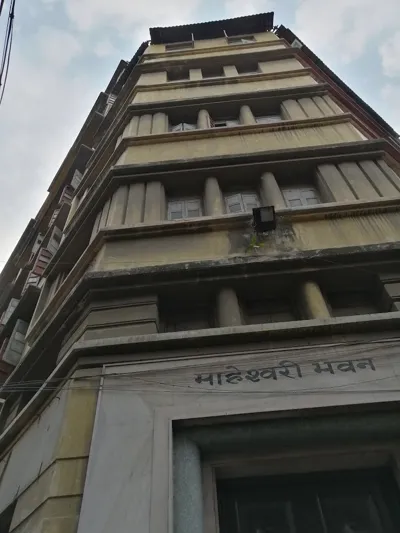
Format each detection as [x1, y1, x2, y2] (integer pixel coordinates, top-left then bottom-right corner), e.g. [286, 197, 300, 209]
[1, 11, 400, 533]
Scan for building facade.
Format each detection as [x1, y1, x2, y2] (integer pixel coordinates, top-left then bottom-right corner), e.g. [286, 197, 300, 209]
[1, 11, 400, 533]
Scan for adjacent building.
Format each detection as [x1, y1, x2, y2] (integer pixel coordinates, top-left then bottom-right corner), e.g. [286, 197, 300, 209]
[1, 11, 400, 533]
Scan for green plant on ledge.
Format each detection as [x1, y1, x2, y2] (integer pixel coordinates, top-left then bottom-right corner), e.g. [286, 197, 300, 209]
[246, 233, 265, 253]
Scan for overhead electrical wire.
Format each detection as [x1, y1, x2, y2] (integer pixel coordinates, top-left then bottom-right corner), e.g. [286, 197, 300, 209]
[0, 0, 16, 108]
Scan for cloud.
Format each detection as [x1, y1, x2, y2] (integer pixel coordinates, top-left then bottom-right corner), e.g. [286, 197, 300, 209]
[94, 38, 117, 58]
[379, 31, 400, 78]
[225, 0, 276, 18]
[294, 0, 400, 64]
[63, 0, 202, 35]
[0, 26, 96, 264]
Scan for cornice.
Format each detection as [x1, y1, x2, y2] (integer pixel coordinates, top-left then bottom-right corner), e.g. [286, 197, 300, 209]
[74, 74, 323, 198]
[51, 139, 388, 282]
[2, 304, 400, 453]
[138, 39, 291, 68]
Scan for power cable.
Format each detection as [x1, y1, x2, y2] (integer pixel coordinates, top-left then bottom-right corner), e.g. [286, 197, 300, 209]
[0, 0, 15, 108]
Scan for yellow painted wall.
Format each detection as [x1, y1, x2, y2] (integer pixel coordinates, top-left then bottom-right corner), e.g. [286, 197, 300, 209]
[117, 122, 363, 167]
[91, 211, 400, 272]
[133, 74, 316, 104]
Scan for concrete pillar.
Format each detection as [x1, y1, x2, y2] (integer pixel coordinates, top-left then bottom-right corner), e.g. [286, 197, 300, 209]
[298, 97, 324, 118]
[123, 116, 139, 138]
[144, 181, 166, 223]
[260, 172, 286, 209]
[27, 279, 51, 334]
[223, 65, 238, 77]
[281, 99, 307, 121]
[204, 177, 224, 216]
[323, 95, 344, 114]
[64, 194, 80, 228]
[299, 281, 331, 320]
[174, 437, 203, 533]
[90, 211, 101, 243]
[316, 164, 356, 203]
[359, 160, 398, 197]
[125, 183, 145, 225]
[98, 199, 111, 229]
[138, 114, 152, 136]
[337, 162, 379, 200]
[197, 109, 210, 130]
[377, 160, 400, 189]
[108, 186, 129, 227]
[152, 112, 168, 134]
[239, 105, 256, 125]
[217, 288, 242, 327]
[189, 68, 202, 81]
[313, 96, 335, 117]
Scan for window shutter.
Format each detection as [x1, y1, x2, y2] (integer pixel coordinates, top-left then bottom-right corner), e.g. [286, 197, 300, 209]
[171, 124, 184, 132]
[301, 188, 320, 205]
[48, 208, 60, 228]
[70, 169, 83, 190]
[0, 298, 19, 326]
[225, 194, 243, 213]
[47, 227, 63, 257]
[31, 233, 44, 259]
[24, 247, 52, 293]
[242, 193, 260, 212]
[256, 115, 282, 124]
[183, 123, 196, 131]
[2, 319, 28, 366]
[168, 201, 184, 220]
[0, 338, 8, 359]
[186, 199, 202, 218]
[283, 188, 302, 207]
[58, 185, 74, 206]
[104, 93, 117, 115]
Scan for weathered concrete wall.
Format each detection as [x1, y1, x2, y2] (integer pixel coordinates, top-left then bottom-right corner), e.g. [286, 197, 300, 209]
[77, 340, 400, 533]
[133, 74, 317, 104]
[0, 374, 100, 532]
[143, 31, 283, 58]
[117, 122, 362, 166]
[90, 210, 400, 271]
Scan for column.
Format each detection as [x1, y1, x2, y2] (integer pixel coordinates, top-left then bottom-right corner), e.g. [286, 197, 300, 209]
[217, 288, 242, 327]
[380, 275, 400, 312]
[189, 68, 202, 81]
[137, 114, 152, 136]
[144, 181, 165, 223]
[90, 211, 101, 243]
[316, 164, 356, 203]
[204, 177, 224, 216]
[223, 65, 238, 77]
[299, 281, 331, 319]
[197, 109, 210, 129]
[64, 194, 80, 228]
[174, 436, 203, 533]
[260, 172, 286, 209]
[298, 97, 324, 118]
[125, 183, 145, 225]
[281, 99, 307, 121]
[123, 116, 139, 138]
[108, 186, 129, 227]
[239, 105, 256, 125]
[152, 112, 168, 134]
[27, 279, 51, 334]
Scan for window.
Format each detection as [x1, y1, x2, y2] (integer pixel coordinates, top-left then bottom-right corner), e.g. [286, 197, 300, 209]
[227, 35, 256, 44]
[282, 186, 320, 208]
[225, 193, 260, 214]
[165, 41, 193, 51]
[256, 114, 282, 124]
[210, 118, 239, 128]
[244, 297, 295, 325]
[328, 290, 379, 317]
[169, 122, 197, 132]
[167, 68, 190, 82]
[218, 469, 400, 533]
[236, 62, 260, 75]
[167, 198, 202, 220]
[164, 311, 210, 332]
[202, 65, 224, 79]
